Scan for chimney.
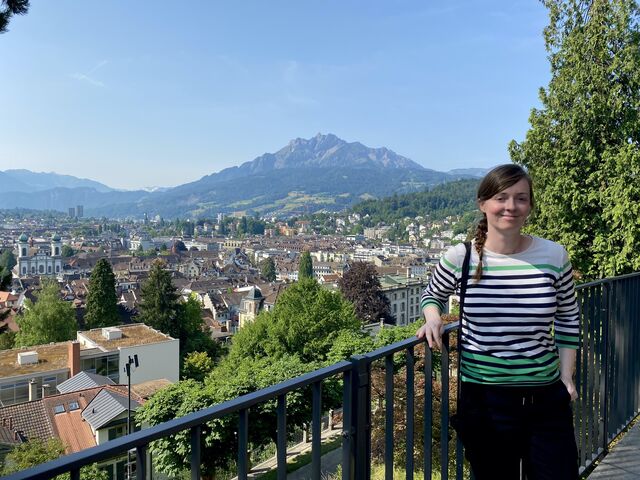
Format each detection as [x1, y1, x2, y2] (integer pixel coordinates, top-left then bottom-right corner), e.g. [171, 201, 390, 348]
[68, 341, 80, 377]
[29, 379, 38, 402]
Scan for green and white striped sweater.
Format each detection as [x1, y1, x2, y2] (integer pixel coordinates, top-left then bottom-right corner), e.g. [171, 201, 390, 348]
[421, 236, 580, 386]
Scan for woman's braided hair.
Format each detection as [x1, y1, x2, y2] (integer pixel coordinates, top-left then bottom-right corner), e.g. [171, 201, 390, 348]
[474, 164, 534, 281]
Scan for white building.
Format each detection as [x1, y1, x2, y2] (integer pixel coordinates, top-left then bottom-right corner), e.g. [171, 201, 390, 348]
[15, 233, 63, 278]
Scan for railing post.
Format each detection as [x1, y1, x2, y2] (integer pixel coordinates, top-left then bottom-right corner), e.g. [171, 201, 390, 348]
[602, 281, 611, 453]
[351, 354, 371, 480]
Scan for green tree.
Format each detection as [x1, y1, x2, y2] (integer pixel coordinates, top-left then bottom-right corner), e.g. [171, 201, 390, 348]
[138, 261, 182, 338]
[84, 259, 119, 329]
[0, 249, 17, 271]
[15, 280, 77, 347]
[61, 245, 75, 257]
[2, 437, 108, 479]
[182, 351, 214, 382]
[0, 330, 15, 350]
[0, 0, 29, 34]
[259, 257, 277, 282]
[298, 251, 313, 280]
[338, 262, 393, 324]
[510, 0, 640, 279]
[229, 278, 359, 364]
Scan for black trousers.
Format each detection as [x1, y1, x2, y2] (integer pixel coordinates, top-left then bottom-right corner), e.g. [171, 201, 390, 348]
[454, 380, 578, 480]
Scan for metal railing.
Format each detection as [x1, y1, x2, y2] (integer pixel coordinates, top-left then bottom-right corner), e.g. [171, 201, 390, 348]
[574, 272, 640, 475]
[5, 273, 640, 480]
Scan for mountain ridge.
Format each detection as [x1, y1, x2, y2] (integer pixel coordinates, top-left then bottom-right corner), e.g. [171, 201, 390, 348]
[1, 134, 481, 218]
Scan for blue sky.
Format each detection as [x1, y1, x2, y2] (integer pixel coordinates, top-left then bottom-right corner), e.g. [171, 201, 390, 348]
[0, 1, 550, 190]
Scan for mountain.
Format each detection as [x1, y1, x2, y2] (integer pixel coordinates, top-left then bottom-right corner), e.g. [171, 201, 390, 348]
[1, 169, 114, 193]
[1, 134, 479, 218]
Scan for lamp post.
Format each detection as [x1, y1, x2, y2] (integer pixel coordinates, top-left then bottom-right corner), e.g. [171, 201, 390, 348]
[124, 354, 139, 480]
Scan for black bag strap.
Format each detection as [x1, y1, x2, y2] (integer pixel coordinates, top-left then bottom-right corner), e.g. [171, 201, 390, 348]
[456, 242, 472, 398]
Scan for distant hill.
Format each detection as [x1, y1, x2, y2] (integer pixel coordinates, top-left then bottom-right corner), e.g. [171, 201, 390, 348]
[351, 178, 480, 224]
[446, 167, 491, 178]
[1, 134, 480, 218]
[1, 169, 115, 193]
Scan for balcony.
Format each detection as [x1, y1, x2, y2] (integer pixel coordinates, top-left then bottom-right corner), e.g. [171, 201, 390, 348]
[5, 273, 640, 480]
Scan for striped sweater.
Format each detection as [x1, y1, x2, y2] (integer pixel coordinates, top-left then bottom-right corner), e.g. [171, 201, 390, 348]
[420, 236, 580, 386]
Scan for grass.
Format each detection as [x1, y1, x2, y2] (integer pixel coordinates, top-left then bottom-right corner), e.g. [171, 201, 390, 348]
[257, 436, 342, 480]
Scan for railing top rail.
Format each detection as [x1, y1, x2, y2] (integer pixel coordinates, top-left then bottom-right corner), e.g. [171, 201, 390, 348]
[3, 359, 352, 480]
[363, 321, 459, 361]
[576, 271, 640, 291]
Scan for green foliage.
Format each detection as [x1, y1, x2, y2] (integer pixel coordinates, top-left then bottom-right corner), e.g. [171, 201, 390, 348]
[137, 355, 326, 478]
[260, 256, 277, 281]
[0, 331, 16, 350]
[510, 0, 640, 279]
[182, 351, 214, 382]
[138, 261, 182, 338]
[15, 280, 77, 347]
[298, 251, 313, 280]
[351, 179, 479, 228]
[60, 245, 75, 258]
[0, 267, 11, 291]
[0, 249, 17, 270]
[84, 259, 119, 329]
[338, 262, 393, 324]
[139, 265, 218, 362]
[0, 437, 106, 479]
[229, 278, 359, 364]
[325, 329, 376, 364]
[2, 438, 65, 475]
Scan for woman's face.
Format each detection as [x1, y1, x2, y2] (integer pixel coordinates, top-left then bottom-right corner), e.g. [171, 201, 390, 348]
[478, 178, 532, 235]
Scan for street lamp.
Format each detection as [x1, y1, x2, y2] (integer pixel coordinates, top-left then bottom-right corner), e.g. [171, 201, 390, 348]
[124, 354, 139, 480]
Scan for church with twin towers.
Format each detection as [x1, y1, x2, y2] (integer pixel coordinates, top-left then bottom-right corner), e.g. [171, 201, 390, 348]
[15, 232, 63, 278]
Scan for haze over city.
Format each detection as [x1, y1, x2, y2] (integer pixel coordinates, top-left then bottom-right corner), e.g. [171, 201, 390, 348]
[0, 1, 550, 190]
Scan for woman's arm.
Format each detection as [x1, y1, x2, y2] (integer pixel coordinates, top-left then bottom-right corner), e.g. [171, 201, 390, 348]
[559, 347, 578, 401]
[417, 305, 444, 349]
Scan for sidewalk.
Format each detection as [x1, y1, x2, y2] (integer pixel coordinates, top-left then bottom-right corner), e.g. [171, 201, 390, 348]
[231, 421, 343, 479]
[587, 422, 640, 479]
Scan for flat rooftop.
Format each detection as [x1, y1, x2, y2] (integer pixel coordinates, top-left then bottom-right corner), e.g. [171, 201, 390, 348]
[0, 343, 69, 379]
[78, 323, 174, 351]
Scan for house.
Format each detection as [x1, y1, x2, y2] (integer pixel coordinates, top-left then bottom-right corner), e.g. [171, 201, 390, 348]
[0, 324, 179, 407]
[0, 292, 19, 309]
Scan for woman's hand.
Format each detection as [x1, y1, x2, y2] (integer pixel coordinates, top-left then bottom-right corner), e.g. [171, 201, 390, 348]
[560, 376, 578, 402]
[417, 306, 443, 350]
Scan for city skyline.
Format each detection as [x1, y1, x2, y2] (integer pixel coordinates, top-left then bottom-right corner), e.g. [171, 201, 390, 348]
[0, 1, 550, 190]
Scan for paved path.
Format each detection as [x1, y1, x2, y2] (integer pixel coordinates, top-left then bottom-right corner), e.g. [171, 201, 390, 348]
[230, 422, 343, 480]
[588, 422, 640, 479]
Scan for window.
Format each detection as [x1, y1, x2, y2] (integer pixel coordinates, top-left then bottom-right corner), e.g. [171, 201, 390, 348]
[21, 248, 26, 256]
[22, 267, 26, 275]
[48, 265, 52, 273]
[402, 292, 405, 298]
[56, 265, 60, 272]
[54, 404, 65, 414]
[108, 424, 127, 441]
[393, 304, 397, 313]
[68, 401, 80, 411]
[39, 265, 44, 273]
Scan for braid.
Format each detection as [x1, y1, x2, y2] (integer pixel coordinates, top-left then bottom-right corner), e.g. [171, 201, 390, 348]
[474, 215, 488, 281]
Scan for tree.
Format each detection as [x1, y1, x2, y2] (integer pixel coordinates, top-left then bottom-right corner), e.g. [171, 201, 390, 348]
[138, 260, 182, 339]
[338, 262, 393, 324]
[0, 249, 17, 271]
[182, 351, 214, 382]
[84, 259, 119, 329]
[509, 0, 640, 279]
[15, 280, 77, 347]
[229, 278, 360, 364]
[61, 245, 75, 257]
[0, 0, 29, 34]
[2, 437, 108, 479]
[259, 257, 276, 282]
[298, 251, 313, 280]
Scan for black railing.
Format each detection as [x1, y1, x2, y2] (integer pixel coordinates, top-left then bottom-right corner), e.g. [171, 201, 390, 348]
[574, 272, 640, 475]
[5, 273, 640, 480]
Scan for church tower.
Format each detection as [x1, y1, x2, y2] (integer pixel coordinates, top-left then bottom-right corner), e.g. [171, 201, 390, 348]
[18, 233, 28, 258]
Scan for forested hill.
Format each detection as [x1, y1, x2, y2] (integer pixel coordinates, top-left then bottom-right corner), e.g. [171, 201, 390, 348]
[350, 178, 479, 224]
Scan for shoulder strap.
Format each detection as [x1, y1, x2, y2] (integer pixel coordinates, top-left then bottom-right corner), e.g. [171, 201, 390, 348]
[456, 242, 472, 397]
[459, 242, 472, 318]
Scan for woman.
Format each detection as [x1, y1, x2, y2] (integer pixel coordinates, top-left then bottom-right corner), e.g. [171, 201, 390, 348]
[417, 164, 579, 479]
